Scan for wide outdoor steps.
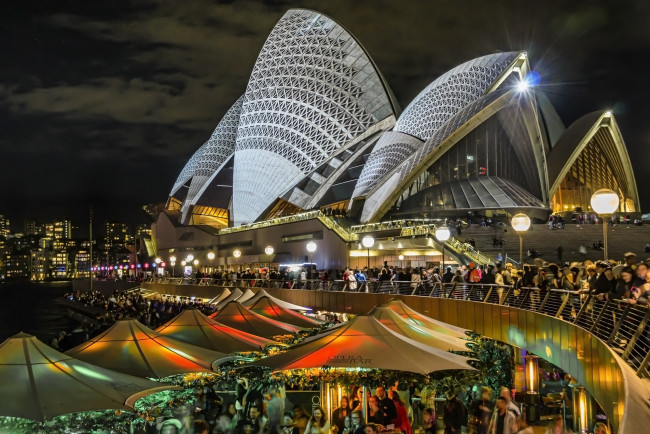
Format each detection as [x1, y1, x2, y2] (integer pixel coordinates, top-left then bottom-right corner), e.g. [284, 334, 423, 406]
[458, 223, 650, 264]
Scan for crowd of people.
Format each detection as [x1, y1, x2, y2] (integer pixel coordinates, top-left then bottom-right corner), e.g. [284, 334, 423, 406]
[151, 381, 611, 434]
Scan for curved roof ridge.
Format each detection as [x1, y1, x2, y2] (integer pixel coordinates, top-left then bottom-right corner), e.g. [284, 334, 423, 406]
[393, 51, 523, 142]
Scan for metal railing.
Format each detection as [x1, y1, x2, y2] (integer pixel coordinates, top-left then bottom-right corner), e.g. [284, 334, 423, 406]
[146, 277, 650, 379]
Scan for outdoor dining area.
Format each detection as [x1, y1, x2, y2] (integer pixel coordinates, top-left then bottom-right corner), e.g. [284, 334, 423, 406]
[0, 287, 601, 433]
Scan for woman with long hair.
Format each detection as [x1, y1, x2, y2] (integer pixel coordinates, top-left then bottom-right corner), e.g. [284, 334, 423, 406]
[332, 396, 352, 432]
[389, 390, 412, 434]
[304, 406, 330, 434]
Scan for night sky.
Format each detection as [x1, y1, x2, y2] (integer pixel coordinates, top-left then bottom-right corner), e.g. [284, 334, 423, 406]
[2, 0, 649, 232]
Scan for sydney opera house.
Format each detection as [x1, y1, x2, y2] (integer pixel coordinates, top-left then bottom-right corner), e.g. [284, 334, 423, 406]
[153, 9, 639, 270]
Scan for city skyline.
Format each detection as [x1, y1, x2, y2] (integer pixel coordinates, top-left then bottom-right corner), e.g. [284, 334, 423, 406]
[2, 0, 649, 227]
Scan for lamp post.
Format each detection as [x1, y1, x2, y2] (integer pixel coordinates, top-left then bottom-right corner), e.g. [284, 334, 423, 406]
[207, 251, 215, 274]
[169, 255, 176, 277]
[233, 249, 241, 275]
[434, 226, 451, 272]
[306, 241, 317, 286]
[154, 257, 161, 277]
[362, 235, 374, 271]
[398, 254, 404, 268]
[511, 213, 531, 267]
[590, 189, 620, 260]
[264, 246, 274, 274]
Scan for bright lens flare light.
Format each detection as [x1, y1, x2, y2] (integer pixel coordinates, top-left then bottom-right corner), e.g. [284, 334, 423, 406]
[516, 80, 529, 92]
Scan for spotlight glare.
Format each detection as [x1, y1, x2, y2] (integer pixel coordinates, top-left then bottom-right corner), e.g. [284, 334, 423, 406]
[517, 80, 529, 92]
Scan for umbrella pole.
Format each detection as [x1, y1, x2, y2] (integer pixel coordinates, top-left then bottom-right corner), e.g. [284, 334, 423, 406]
[363, 385, 368, 423]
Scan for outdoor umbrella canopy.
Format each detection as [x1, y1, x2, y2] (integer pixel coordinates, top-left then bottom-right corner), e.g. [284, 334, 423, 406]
[237, 288, 257, 304]
[208, 288, 232, 305]
[0, 332, 175, 421]
[368, 306, 470, 352]
[65, 318, 232, 379]
[250, 296, 322, 328]
[215, 288, 244, 309]
[241, 289, 310, 311]
[250, 315, 474, 375]
[156, 308, 278, 352]
[210, 301, 304, 338]
[383, 299, 469, 339]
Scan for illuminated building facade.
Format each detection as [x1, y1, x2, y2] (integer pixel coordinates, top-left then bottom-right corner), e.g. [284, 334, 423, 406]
[155, 8, 640, 268]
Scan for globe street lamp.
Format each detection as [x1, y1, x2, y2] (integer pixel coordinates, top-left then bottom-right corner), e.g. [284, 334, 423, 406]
[169, 255, 176, 277]
[362, 235, 375, 271]
[264, 246, 274, 275]
[435, 226, 451, 272]
[186, 254, 194, 262]
[306, 241, 317, 283]
[591, 189, 620, 260]
[207, 251, 215, 274]
[154, 257, 161, 277]
[511, 213, 531, 267]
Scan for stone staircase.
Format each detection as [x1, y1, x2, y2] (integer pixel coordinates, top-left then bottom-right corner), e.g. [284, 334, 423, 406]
[458, 223, 650, 265]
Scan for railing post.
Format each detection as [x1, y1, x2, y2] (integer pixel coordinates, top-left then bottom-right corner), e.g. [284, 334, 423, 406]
[466, 284, 476, 301]
[573, 294, 592, 324]
[607, 303, 632, 346]
[483, 286, 494, 303]
[555, 293, 571, 318]
[518, 287, 532, 309]
[622, 307, 650, 361]
[500, 286, 513, 306]
[538, 290, 552, 313]
[589, 299, 612, 334]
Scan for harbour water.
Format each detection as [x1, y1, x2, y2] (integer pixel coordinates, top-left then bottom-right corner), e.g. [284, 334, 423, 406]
[0, 280, 76, 343]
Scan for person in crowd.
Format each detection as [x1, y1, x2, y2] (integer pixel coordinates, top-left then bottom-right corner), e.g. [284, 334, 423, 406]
[443, 266, 454, 284]
[487, 397, 516, 434]
[422, 407, 437, 434]
[545, 414, 573, 434]
[514, 416, 533, 434]
[366, 396, 385, 426]
[389, 389, 412, 434]
[304, 406, 330, 434]
[216, 402, 239, 434]
[376, 386, 397, 425]
[265, 388, 284, 431]
[632, 261, 648, 288]
[279, 412, 299, 434]
[498, 387, 519, 418]
[159, 418, 183, 434]
[469, 386, 493, 434]
[350, 411, 365, 434]
[340, 415, 353, 434]
[362, 424, 379, 434]
[593, 422, 609, 434]
[442, 390, 466, 434]
[623, 252, 637, 269]
[235, 403, 267, 434]
[292, 406, 310, 434]
[590, 262, 616, 299]
[613, 266, 635, 300]
[194, 420, 210, 434]
[353, 388, 370, 412]
[332, 396, 352, 433]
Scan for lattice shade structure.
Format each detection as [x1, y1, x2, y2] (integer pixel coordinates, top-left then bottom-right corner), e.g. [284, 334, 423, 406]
[232, 9, 397, 224]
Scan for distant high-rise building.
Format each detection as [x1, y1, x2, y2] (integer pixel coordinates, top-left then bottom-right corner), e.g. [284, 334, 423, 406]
[75, 250, 90, 278]
[0, 215, 10, 238]
[105, 222, 129, 249]
[24, 218, 37, 236]
[5, 249, 30, 278]
[30, 249, 48, 281]
[54, 220, 72, 240]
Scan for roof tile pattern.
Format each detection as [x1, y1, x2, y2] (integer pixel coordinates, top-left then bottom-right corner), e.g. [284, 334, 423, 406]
[232, 9, 394, 224]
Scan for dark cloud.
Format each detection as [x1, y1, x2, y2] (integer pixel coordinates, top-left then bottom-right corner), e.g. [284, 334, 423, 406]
[1, 0, 649, 231]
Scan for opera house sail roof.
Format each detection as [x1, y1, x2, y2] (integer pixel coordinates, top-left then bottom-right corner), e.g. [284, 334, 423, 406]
[165, 8, 639, 233]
